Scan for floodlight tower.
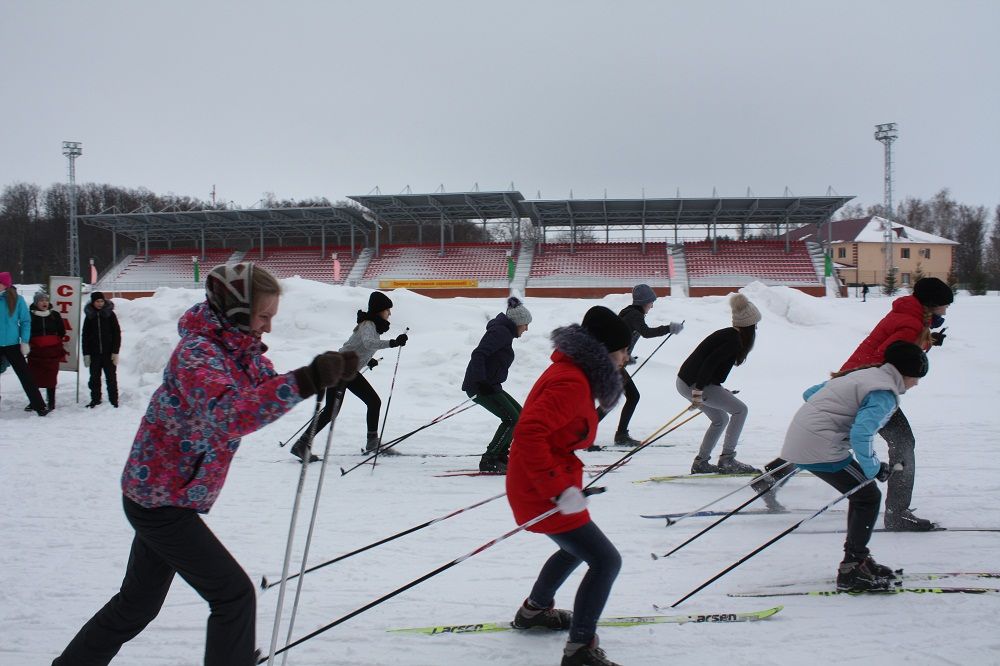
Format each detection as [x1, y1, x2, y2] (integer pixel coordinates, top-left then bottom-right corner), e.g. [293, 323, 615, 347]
[62, 141, 83, 277]
[874, 123, 898, 283]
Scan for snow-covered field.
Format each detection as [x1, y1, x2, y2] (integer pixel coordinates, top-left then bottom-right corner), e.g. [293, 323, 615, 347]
[2, 281, 998, 665]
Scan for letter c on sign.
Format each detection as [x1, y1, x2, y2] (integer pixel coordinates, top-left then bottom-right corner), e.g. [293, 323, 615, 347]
[57, 284, 75, 297]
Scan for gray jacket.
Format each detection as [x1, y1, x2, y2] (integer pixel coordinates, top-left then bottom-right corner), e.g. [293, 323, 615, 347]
[780, 365, 906, 472]
[339, 320, 392, 367]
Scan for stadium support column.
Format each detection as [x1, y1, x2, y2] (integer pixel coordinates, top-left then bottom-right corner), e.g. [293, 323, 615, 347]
[875, 123, 898, 285]
[320, 224, 326, 260]
[440, 212, 445, 258]
[62, 141, 83, 277]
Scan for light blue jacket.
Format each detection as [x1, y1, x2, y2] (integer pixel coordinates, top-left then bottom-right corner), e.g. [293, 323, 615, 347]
[780, 365, 906, 479]
[0, 292, 31, 347]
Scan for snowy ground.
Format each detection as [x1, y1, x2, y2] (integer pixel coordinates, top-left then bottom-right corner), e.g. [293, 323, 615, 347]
[2, 281, 998, 665]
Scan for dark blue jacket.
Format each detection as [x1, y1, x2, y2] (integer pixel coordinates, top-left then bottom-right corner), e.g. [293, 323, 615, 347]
[462, 313, 517, 395]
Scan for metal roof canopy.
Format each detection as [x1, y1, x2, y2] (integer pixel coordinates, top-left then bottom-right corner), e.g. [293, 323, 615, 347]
[80, 206, 373, 261]
[348, 191, 526, 256]
[524, 195, 853, 252]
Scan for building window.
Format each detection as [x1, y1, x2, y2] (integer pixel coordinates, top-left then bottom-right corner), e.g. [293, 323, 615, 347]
[900, 248, 911, 259]
[837, 247, 846, 259]
[921, 248, 931, 259]
[901, 273, 911, 285]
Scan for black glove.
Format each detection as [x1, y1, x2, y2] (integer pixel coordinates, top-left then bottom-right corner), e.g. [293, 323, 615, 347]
[293, 352, 346, 399]
[931, 327, 947, 347]
[476, 382, 497, 396]
[389, 333, 408, 348]
[367, 358, 378, 370]
[876, 462, 892, 483]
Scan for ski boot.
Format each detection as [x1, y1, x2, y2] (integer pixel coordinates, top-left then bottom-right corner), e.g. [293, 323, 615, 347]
[512, 599, 572, 630]
[690, 456, 719, 474]
[717, 453, 761, 474]
[613, 431, 641, 447]
[561, 636, 622, 666]
[836, 557, 896, 592]
[364, 431, 398, 456]
[884, 508, 937, 532]
[290, 438, 319, 463]
[479, 454, 507, 474]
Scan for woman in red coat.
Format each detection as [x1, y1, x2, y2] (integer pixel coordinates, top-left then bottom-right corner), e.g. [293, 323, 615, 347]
[506, 306, 631, 666]
[840, 276, 952, 531]
[27, 291, 67, 411]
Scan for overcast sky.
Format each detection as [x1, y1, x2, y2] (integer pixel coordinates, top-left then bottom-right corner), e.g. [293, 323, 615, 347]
[1, 0, 997, 213]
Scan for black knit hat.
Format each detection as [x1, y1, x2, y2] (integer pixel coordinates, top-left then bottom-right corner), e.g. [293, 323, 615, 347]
[368, 291, 393, 313]
[581, 306, 632, 352]
[90, 291, 107, 303]
[912, 277, 953, 307]
[884, 341, 929, 378]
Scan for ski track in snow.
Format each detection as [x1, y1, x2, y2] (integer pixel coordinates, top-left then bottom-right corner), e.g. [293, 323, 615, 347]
[2, 281, 998, 665]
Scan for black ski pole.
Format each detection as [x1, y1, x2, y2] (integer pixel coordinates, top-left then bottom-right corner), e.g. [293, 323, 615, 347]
[668, 466, 900, 608]
[259, 490, 507, 591]
[339, 400, 474, 476]
[651, 468, 800, 560]
[659, 460, 795, 527]
[372, 327, 408, 468]
[257, 487, 606, 663]
[630, 320, 683, 379]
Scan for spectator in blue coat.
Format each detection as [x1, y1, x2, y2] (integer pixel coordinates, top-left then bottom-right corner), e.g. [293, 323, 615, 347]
[462, 296, 532, 473]
[0, 272, 47, 415]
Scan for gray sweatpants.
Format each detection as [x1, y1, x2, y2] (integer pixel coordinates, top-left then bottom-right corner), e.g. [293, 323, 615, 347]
[675, 377, 748, 459]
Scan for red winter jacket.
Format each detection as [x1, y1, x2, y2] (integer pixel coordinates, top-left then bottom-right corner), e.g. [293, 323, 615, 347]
[121, 302, 305, 512]
[506, 351, 597, 534]
[841, 295, 930, 372]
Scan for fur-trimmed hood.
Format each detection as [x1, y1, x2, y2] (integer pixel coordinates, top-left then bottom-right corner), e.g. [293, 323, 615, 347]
[550, 323, 624, 410]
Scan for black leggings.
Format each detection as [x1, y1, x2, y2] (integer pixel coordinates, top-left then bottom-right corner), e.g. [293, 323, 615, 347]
[812, 460, 882, 561]
[615, 369, 640, 435]
[0, 344, 45, 410]
[312, 373, 382, 436]
[53, 497, 256, 666]
[879, 409, 916, 514]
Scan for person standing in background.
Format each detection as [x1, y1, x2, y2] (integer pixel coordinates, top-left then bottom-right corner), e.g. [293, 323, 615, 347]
[81, 291, 122, 408]
[27, 290, 67, 412]
[0, 272, 48, 416]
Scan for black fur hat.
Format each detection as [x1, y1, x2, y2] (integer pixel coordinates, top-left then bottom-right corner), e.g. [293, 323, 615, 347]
[581, 306, 632, 352]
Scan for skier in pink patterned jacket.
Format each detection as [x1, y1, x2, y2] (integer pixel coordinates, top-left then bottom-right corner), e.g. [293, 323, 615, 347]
[54, 262, 358, 666]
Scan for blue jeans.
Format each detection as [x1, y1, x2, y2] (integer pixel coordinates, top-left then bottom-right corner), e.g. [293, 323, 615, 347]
[528, 521, 622, 644]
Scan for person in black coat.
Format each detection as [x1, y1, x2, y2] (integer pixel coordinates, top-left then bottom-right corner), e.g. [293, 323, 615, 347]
[609, 284, 683, 446]
[81, 291, 122, 408]
[676, 293, 761, 474]
[461, 296, 532, 473]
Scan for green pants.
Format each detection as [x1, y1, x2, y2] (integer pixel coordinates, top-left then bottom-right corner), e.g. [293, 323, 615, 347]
[472, 390, 522, 458]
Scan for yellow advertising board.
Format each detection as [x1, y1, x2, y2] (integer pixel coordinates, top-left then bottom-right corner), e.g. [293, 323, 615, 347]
[378, 279, 479, 289]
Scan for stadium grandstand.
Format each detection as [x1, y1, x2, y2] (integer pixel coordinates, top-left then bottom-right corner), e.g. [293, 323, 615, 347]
[81, 191, 851, 299]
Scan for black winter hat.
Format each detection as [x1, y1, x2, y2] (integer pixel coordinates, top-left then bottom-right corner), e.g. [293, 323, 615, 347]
[582, 306, 632, 352]
[368, 291, 393, 313]
[912, 277, 953, 307]
[884, 341, 929, 378]
[90, 291, 107, 303]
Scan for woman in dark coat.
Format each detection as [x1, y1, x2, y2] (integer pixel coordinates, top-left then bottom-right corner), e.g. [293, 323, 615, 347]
[27, 290, 67, 411]
[461, 296, 532, 473]
[81, 291, 122, 408]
